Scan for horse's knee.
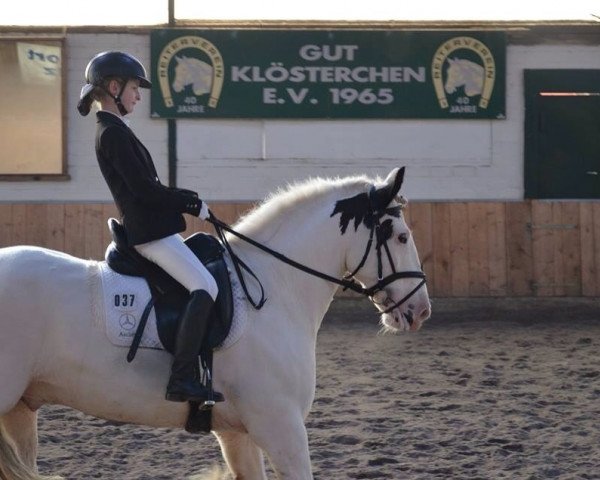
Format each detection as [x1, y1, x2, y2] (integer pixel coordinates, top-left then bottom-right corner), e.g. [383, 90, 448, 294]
[215, 431, 266, 479]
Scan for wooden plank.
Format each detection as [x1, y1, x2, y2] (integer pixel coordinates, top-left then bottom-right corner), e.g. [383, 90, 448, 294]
[531, 201, 555, 296]
[11, 205, 27, 246]
[431, 203, 452, 297]
[551, 203, 566, 296]
[487, 203, 507, 296]
[506, 201, 534, 296]
[579, 203, 596, 296]
[64, 204, 86, 259]
[408, 202, 433, 294]
[44, 204, 65, 252]
[0, 204, 12, 248]
[544, 202, 581, 296]
[449, 203, 469, 296]
[84, 204, 105, 260]
[222, 203, 243, 225]
[594, 203, 600, 297]
[25, 204, 47, 247]
[583, 203, 600, 297]
[467, 203, 489, 296]
[559, 202, 581, 296]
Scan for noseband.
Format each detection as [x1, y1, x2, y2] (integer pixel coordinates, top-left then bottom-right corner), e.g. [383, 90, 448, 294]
[207, 185, 427, 314]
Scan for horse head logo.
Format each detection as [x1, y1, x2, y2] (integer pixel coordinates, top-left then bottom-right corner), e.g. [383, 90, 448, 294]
[445, 57, 484, 97]
[157, 35, 224, 109]
[172, 55, 214, 96]
[431, 36, 496, 110]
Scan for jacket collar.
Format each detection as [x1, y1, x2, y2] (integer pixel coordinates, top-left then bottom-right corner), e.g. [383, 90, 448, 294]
[97, 110, 128, 128]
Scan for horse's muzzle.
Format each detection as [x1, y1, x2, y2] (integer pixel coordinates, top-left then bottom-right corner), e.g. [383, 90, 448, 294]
[377, 294, 431, 332]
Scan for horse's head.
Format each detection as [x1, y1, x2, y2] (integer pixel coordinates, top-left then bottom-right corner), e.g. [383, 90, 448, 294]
[172, 55, 213, 96]
[331, 167, 431, 332]
[172, 56, 189, 93]
[444, 57, 462, 94]
[445, 57, 484, 97]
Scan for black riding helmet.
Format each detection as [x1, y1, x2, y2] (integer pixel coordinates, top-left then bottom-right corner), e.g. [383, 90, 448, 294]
[77, 51, 152, 116]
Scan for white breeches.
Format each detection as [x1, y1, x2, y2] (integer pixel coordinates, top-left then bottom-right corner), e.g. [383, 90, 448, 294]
[134, 234, 219, 301]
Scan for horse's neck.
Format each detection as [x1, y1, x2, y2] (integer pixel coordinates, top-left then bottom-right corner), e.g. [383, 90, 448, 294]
[232, 196, 348, 334]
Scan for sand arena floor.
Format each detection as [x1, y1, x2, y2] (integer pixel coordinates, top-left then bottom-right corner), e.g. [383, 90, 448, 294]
[36, 298, 600, 479]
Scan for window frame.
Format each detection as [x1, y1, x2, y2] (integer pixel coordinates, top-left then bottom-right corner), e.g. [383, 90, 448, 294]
[0, 34, 69, 181]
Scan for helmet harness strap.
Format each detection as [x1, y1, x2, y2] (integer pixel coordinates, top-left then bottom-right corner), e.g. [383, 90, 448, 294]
[102, 80, 129, 116]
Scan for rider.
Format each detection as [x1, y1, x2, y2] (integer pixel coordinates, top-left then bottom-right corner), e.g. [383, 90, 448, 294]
[77, 51, 223, 404]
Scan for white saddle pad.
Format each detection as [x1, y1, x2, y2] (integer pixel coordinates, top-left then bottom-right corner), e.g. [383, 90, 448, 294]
[97, 257, 248, 352]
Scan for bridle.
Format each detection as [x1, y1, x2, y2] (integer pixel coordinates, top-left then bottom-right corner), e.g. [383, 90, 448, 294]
[207, 185, 427, 315]
[346, 186, 427, 314]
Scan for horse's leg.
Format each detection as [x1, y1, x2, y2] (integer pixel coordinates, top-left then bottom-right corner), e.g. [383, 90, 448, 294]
[214, 431, 267, 480]
[0, 422, 58, 480]
[247, 413, 312, 479]
[2, 400, 38, 470]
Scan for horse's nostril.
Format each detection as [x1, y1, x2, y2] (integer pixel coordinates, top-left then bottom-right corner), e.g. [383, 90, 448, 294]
[420, 308, 431, 321]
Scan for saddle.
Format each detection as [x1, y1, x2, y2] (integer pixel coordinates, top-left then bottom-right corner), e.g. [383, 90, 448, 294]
[104, 219, 234, 434]
[105, 218, 233, 355]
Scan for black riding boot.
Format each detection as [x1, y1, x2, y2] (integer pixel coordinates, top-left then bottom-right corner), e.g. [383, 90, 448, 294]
[165, 289, 224, 403]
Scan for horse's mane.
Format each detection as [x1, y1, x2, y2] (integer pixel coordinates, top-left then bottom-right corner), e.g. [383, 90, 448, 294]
[233, 174, 372, 237]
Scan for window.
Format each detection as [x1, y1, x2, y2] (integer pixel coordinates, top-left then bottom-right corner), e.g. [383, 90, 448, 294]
[0, 38, 67, 179]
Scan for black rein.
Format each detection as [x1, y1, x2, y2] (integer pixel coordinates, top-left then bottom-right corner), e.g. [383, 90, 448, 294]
[206, 200, 426, 314]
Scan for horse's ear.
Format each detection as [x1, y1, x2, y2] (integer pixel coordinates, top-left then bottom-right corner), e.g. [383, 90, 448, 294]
[372, 167, 405, 209]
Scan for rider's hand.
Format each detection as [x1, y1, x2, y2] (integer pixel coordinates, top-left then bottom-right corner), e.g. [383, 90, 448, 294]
[199, 201, 210, 220]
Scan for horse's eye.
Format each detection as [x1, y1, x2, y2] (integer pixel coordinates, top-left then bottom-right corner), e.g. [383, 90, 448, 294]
[398, 233, 408, 244]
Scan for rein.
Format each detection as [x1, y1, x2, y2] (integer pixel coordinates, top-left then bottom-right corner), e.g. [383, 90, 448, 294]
[206, 190, 426, 314]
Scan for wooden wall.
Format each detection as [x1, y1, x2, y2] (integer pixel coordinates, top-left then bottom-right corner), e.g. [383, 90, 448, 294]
[404, 202, 600, 297]
[1, 201, 599, 297]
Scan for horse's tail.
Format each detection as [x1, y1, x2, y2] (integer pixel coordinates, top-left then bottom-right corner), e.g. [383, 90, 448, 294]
[0, 422, 62, 480]
[188, 465, 230, 480]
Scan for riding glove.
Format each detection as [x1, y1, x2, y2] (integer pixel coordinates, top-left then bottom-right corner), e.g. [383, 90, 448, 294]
[199, 201, 210, 220]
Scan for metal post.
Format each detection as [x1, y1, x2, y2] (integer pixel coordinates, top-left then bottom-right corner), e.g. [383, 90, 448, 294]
[168, 120, 177, 187]
[167, 0, 177, 187]
[168, 0, 175, 24]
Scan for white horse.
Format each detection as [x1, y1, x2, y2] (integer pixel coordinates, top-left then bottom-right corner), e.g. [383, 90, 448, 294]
[445, 57, 484, 97]
[0, 168, 431, 480]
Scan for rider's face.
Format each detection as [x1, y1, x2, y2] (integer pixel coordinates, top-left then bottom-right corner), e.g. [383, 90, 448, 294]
[118, 79, 141, 114]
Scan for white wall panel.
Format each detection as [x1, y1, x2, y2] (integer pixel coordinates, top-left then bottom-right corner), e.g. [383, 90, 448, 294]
[262, 121, 492, 165]
[1, 34, 598, 203]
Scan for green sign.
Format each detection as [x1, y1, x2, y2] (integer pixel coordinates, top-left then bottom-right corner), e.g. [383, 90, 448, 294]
[150, 29, 505, 119]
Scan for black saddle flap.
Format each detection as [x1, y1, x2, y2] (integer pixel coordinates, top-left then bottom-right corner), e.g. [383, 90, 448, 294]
[185, 231, 225, 265]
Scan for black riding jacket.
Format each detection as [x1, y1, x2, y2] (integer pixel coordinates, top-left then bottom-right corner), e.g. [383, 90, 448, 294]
[95, 111, 201, 246]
